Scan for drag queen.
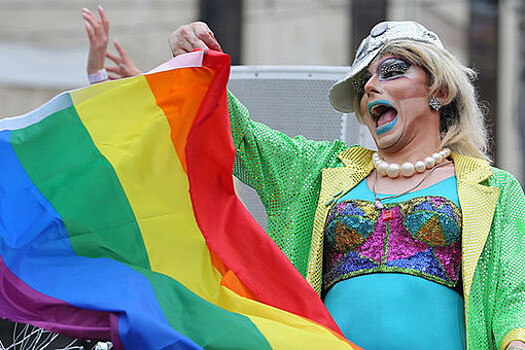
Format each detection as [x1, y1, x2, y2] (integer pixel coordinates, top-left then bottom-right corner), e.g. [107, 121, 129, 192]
[167, 20, 525, 350]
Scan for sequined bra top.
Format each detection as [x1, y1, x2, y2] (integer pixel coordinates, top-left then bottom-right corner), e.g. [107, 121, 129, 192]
[323, 176, 462, 295]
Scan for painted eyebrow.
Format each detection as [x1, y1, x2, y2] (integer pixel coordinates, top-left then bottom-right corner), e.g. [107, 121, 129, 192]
[361, 55, 402, 75]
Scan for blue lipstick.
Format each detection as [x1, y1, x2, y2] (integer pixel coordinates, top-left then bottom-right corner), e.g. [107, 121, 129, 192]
[376, 116, 398, 135]
[367, 100, 398, 135]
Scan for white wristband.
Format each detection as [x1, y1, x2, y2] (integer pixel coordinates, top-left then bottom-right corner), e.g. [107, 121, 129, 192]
[88, 68, 108, 84]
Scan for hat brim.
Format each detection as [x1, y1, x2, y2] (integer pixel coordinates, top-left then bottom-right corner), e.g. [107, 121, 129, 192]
[328, 45, 382, 113]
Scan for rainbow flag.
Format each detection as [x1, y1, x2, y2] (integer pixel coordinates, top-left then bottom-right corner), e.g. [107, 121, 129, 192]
[0, 50, 358, 349]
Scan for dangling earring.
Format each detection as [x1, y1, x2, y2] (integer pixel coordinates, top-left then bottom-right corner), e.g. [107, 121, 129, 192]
[429, 97, 442, 111]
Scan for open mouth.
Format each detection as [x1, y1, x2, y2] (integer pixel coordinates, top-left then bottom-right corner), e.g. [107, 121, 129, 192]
[368, 100, 398, 129]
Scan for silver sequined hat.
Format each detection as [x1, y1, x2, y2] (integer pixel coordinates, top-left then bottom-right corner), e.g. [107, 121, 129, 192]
[328, 21, 444, 113]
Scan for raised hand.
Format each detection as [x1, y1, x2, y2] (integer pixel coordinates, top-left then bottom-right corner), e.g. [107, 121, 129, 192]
[168, 22, 222, 57]
[83, 6, 109, 76]
[105, 40, 142, 79]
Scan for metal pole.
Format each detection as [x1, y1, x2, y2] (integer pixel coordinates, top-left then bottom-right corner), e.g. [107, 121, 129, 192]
[199, 0, 244, 65]
[469, 0, 499, 163]
[516, 2, 525, 186]
[350, 0, 388, 58]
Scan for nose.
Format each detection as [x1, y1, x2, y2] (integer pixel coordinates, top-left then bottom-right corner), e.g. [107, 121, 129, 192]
[363, 74, 380, 96]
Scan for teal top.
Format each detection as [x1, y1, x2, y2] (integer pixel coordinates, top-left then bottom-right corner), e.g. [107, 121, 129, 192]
[324, 274, 466, 349]
[338, 175, 460, 205]
[323, 176, 466, 349]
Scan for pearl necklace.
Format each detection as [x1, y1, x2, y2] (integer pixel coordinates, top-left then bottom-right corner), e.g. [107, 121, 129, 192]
[372, 161, 448, 209]
[372, 148, 451, 178]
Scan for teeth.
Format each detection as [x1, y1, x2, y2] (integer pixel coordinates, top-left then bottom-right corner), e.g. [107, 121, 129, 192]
[370, 106, 380, 118]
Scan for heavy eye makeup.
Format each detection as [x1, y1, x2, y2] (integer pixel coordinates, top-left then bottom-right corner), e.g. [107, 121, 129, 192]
[352, 71, 372, 95]
[352, 57, 411, 95]
[377, 57, 411, 80]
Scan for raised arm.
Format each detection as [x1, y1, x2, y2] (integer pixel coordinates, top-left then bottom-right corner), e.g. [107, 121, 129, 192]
[83, 6, 109, 83]
[83, 6, 141, 83]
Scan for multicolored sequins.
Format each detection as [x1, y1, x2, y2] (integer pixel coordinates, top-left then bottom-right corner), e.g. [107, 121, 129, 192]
[323, 196, 462, 293]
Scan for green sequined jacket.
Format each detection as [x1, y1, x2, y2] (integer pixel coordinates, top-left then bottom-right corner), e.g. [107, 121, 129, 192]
[228, 92, 525, 349]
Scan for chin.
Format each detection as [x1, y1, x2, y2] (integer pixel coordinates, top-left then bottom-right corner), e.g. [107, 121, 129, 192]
[373, 134, 400, 151]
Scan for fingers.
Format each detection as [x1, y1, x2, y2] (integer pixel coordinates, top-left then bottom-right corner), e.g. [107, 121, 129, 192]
[105, 65, 127, 80]
[197, 28, 222, 52]
[82, 7, 108, 47]
[82, 8, 100, 32]
[105, 65, 121, 74]
[113, 40, 125, 55]
[84, 22, 95, 41]
[105, 64, 141, 79]
[169, 21, 222, 57]
[106, 42, 141, 77]
[113, 40, 130, 60]
[169, 25, 198, 55]
[97, 5, 109, 35]
[107, 71, 123, 80]
[105, 51, 119, 64]
[82, 10, 96, 41]
[105, 46, 142, 78]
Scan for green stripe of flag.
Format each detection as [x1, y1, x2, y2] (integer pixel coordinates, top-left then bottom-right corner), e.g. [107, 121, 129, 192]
[11, 104, 151, 269]
[11, 101, 271, 349]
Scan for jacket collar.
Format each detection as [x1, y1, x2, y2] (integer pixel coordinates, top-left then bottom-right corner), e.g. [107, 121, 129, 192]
[451, 152, 493, 184]
[337, 146, 375, 172]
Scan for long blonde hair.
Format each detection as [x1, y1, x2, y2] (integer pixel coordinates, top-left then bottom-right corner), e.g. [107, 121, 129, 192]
[353, 40, 490, 161]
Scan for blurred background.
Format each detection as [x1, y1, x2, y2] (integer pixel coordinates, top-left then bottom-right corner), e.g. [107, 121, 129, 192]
[0, 0, 523, 183]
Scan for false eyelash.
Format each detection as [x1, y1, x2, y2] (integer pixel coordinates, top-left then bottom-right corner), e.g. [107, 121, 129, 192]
[352, 72, 372, 94]
[352, 78, 365, 94]
[379, 58, 411, 79]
